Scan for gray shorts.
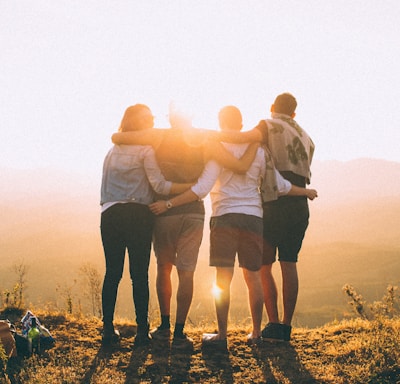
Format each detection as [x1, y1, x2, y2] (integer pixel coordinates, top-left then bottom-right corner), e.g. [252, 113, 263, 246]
[153, 213, 205, 272]
[209, 213, 263, 271]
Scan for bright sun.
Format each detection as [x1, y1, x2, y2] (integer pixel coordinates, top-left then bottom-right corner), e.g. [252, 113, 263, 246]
[211, 283, 222, 300]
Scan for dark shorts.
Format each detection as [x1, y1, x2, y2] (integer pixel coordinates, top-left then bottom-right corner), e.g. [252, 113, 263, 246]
[209, 213, 263, 271]
[262, 197, 309, 264]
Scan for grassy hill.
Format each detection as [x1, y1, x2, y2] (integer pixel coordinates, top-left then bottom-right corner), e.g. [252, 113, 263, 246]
[1, 159, 400, 382]
[1, 308, 399, 384]
[1, 159, 400, 328]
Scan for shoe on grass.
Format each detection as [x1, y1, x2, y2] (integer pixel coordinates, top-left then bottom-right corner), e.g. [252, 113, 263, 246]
[133, 332, 151, 348]
[172, 333, 194, 351]
[133, 323, 151, 347]
[150, 327, 171, 341]
[101, 328, 120, 346]
[246, 333, 262, 346]
[262, 323, 292, 342]
[282, 324, 292, 341]
[202, 333, 228, 350]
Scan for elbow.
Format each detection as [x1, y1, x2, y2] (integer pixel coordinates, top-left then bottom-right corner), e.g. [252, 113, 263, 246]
[111, 133, 119, 144]
[152, 182, 168, 195]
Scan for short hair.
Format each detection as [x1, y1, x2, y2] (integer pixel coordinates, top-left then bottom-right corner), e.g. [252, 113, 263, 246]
[273, 93, 297, 116]
[218, 105, 242, 130]
[119, 104, 152, 132]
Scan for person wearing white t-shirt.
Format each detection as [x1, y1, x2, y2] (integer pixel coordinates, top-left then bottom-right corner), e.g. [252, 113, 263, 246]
[149, 106, 317, 348]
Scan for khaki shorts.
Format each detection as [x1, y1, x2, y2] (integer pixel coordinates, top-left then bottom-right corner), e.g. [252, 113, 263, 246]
[153, 213, 205, 272]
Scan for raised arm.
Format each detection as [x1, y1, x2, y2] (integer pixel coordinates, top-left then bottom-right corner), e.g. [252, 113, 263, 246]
[204, 140, 259, 174]
[210, 127, 263, 144]
[112, 129, 163, 147]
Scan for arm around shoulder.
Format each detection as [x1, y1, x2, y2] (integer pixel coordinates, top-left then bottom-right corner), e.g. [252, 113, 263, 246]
[111, 129, 162, 146]
[205, 141, 259, 174]
[215, 127, 262, 144]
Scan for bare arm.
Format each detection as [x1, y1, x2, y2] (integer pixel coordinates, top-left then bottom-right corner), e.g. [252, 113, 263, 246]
[144, 147, 193, 195]
[275, 169, 318, 200]
[149, 160, 220, 215]
[204, 141, 259, 174]
[209, 127, 263, 144]
[149, 189, 200, 215]
[286, 186, 318, 200]
[111, 129, 163, 147]
[169, 182, 194, 194]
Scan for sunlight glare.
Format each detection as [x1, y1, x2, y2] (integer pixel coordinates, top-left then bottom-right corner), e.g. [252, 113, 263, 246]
[212, 283, 222, 301]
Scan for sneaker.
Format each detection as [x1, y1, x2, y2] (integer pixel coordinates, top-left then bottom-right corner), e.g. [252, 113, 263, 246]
[133, 332, 151, 348]
[150, 327, 171, 341]
[202, 333, 228, 350]
[246, 333, 262, 347]
[261, 323, 285, 342]
[102, 328, 120, 346]
[282, 324, 292, 342]
[172, 333, 194, 351]
[133, 323, 151, 347]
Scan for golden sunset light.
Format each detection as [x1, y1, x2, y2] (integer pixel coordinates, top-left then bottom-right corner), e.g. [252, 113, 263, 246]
[1, 1, 399, 382]
[211, 282, 222, 301]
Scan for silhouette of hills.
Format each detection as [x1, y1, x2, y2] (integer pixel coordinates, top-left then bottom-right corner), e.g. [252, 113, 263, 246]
[0, 158, 399, 327]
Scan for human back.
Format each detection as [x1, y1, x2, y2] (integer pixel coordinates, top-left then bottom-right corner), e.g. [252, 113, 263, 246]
[262, 93, 314, 187]
[100, 104, 166, 207]
[209, 106, 264, 217]
[155, 128, 205, 184]
[153, 110, 207, 216]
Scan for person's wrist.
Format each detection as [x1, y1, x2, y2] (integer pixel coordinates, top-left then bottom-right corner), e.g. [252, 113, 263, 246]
[165, 200, 173, 209]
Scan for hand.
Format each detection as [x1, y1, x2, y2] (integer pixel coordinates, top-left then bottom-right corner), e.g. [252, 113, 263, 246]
[306, 189, 318, 200]
[149, 200, 168, 215]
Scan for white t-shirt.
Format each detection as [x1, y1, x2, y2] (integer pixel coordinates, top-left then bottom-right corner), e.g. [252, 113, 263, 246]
[191, 143, 291, 218]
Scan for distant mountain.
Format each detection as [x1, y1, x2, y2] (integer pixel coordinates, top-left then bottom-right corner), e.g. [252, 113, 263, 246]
[1, 158, 400, 244]
[3, 157, 400, 204]
[311, 158, 400, 205]
[1, 159, 399, 327]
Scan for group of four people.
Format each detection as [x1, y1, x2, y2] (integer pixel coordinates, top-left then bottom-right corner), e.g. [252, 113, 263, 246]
[100, 93, 317, 350]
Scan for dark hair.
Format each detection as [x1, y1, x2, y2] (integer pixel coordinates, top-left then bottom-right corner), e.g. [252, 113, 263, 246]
[119, 104, 152, 132]
[218, 105, 242, 129]
[274, 93, 297, 116]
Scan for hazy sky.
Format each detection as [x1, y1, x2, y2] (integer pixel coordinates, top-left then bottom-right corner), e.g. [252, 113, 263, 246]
[1, 1, 400, 174]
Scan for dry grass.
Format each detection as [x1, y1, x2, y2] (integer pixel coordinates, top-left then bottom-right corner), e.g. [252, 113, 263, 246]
[1, 309, 399, 384]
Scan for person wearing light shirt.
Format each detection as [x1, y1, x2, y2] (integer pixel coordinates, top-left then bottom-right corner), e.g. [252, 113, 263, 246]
[111, 105, 257, 350]
[149, 106, 317, 347]
[100, 104, 191, 348]
[211, 93, 317, 342]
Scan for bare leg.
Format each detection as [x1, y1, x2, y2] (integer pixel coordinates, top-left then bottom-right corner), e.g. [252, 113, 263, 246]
[214, 267, 234, 339]
[242, 268, 263, 338]
[260, 264, 280, 323]
[156, 263, 173, 316]
[280, 261, 298, 325]
[176, 269, 195, 324]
